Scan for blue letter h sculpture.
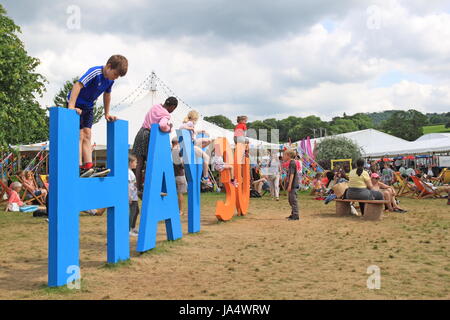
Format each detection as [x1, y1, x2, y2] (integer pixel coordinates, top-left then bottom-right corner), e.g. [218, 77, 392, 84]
[48, 107, 129, 287]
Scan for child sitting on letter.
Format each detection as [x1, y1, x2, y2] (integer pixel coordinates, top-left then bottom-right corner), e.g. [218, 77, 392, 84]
[179, 110, 213, 188]
[211, 145, 239, 188]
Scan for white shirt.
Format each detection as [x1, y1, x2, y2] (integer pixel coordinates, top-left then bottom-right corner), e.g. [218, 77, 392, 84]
[128, 168, 138, 202]
[267, 158, 281, 176]
[212, 156, 225, 171]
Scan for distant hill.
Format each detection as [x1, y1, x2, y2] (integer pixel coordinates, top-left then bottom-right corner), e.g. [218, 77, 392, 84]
[365, 110, 449, 127]
[364, 110, 403, 126]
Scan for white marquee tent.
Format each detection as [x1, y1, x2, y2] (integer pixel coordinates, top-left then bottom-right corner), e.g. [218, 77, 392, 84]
[300, 129, 450, 158]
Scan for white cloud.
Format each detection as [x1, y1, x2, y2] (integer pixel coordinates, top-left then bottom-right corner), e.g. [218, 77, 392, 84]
[6, 0, 450, 123]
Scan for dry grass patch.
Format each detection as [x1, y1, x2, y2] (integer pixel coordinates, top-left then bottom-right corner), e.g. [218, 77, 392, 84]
[0, 192, 449, 300]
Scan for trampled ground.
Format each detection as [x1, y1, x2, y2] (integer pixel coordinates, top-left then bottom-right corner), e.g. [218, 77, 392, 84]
[0, 192, 449, 300]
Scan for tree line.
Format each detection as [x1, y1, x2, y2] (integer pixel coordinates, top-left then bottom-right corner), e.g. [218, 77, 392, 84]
[206, 110, 449, 143]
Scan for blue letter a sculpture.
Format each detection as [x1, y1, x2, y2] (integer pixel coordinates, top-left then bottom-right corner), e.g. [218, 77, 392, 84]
[177, 129, 202, 233]
[48, 107, 129, 287]
[137, 124, 182, 252]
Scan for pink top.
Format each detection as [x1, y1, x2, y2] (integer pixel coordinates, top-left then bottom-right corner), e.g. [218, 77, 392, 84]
[8, 190, 23, 207]
[142, 104, 172, 132]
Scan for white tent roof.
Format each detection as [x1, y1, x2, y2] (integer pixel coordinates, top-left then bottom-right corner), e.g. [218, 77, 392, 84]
[415, 133, 450, 141]
[295, 129, 450, 158]
[91, 92, 277, 150]
[13, 141, 49, 152]
[298, 129, 410, 157]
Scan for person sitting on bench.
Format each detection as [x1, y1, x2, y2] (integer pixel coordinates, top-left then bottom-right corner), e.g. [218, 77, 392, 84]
[346, 159, 384, 215]
[370, 173, 407, 213]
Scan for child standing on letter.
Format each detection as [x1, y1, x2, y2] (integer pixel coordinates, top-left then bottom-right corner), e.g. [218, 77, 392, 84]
[67, 55, 128, 176]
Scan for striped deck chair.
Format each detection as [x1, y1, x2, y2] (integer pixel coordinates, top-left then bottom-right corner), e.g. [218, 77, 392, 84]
[393, 171, 416, 197]
[0, 179, 12, 206]
[410, 176, 447, 199]
[15, 175, 46, 206]
[443, 168, 450, 184]
[37, 174, 49, 193]
[430, 168, 447, 186]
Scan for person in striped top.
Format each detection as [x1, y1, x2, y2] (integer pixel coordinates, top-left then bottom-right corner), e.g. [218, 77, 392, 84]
[67, 55, 128, 176]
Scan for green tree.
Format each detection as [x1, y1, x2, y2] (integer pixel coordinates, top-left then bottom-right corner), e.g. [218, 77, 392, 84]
[247, 120, 275, 142]
[203, 115, 234, 129]
[445, 121, 450, 129]
[278, 116, 302, 142]
[247, 120, 272, 131]
[262, 118, 278, 129]
[54, 77, 103, 124]
[288, 115, 328, 141]
[348, 113, 374, 130]
[53, 77, 78, 107]
[316, 137, 362, 169]
[329, 118, 358, 134]
[381, 110, 428, 141]
[0, 4, 48, 147]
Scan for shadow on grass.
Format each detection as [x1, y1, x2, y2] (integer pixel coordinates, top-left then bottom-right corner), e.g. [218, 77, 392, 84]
[136, 238, 185, 257]
[101, 259, 132, 270]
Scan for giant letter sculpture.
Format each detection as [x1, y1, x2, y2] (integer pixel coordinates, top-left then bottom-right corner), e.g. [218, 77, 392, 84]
[48, 107, 129, 287]
[177, 129, 202, 233]
[137, 124, 182, 252]
[214, 137, 236, 221]
[234, 142, 250, 215]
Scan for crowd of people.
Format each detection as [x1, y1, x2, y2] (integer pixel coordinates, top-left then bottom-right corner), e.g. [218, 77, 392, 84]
[2, 54, 449, 231]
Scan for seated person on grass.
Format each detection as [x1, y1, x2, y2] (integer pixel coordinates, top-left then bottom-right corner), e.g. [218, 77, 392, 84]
[5, 182, 45, 212]
[310, 173, 326, 196]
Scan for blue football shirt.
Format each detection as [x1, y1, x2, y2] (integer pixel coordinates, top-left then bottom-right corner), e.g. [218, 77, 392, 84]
[67, 66, 114, 109]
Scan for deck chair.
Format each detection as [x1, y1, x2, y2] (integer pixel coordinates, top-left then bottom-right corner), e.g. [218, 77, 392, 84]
[37, 174, 49, 193]
[410, 176, 446, 199]
[15, 175, 46, 206]
[442, 168, 450, 184]
[393, 172, 416, 197]
[0, 179, 11, 206]
[430, 168, 447, 186]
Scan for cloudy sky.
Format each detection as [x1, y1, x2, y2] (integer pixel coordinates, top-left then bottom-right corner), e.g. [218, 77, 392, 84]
[3, 0, 450, 121]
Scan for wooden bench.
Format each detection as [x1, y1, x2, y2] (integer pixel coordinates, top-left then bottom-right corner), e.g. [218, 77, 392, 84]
[335, 199, 390, 221]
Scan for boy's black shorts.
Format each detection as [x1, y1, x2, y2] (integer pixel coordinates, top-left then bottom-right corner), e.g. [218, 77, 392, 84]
[65, 102, 94, 129]
[79, 108, 94, 129]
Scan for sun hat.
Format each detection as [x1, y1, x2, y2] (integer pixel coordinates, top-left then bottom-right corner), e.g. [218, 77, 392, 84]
[371, 173, 380, 179]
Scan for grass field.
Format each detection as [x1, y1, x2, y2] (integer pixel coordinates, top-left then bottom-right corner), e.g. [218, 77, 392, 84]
[422, 124, 450, 134]
[0, 192, 449, 300]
